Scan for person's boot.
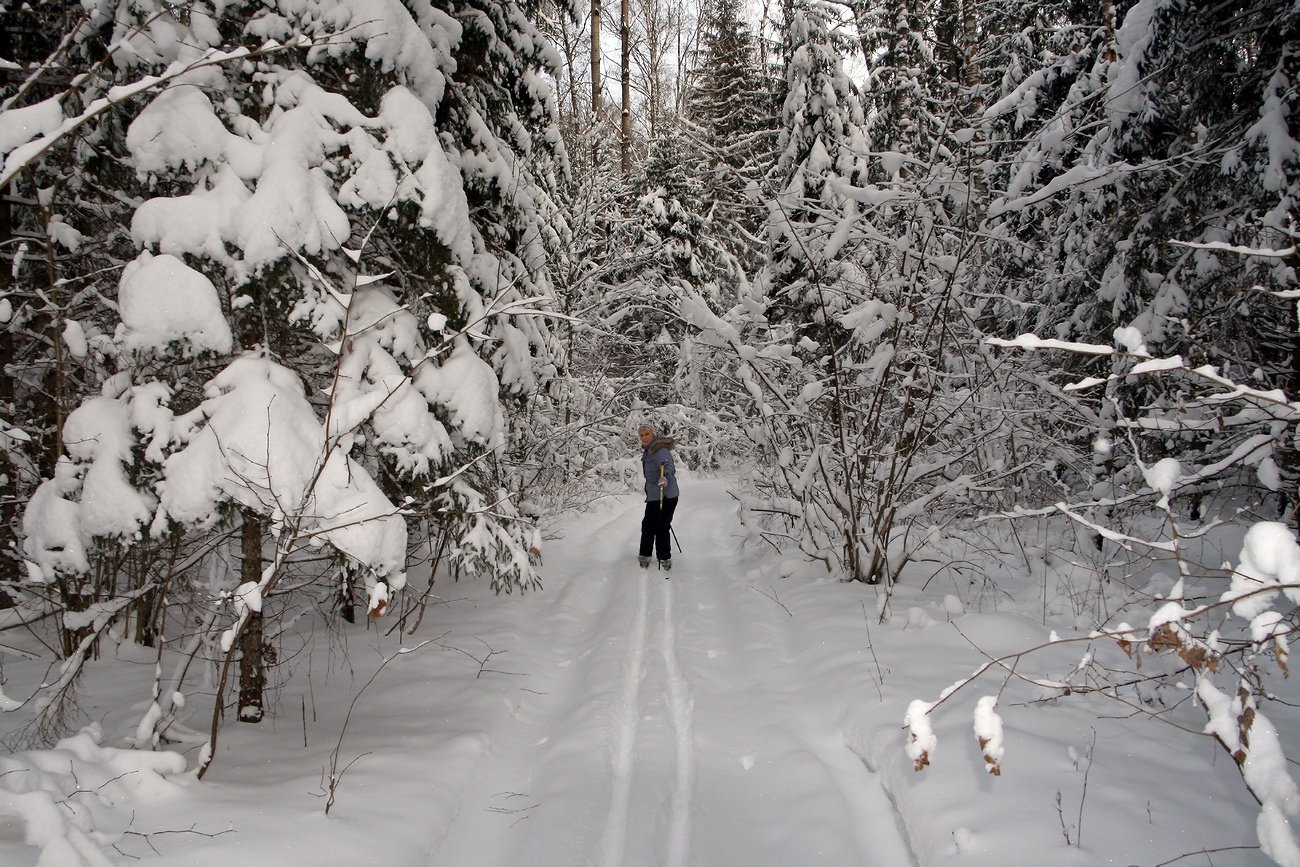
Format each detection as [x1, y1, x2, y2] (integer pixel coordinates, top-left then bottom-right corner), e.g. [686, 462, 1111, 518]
[638, 555, 650, 568]
[659, 559, 671, 575]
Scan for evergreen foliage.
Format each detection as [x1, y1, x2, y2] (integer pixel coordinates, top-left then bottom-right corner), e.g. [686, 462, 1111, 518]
[765, 0, 868, 321]
[1, 0, 563, 752]
[686, 0, 778, 265]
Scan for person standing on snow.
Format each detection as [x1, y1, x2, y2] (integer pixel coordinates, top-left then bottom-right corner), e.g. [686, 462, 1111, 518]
[637, 423, 678, 572]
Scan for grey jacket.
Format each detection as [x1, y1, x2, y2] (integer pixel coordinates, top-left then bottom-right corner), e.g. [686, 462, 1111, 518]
[641, 436, 679, 502]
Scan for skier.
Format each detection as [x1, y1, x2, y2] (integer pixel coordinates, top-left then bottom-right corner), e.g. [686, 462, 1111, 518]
[637, 423, 678, 572]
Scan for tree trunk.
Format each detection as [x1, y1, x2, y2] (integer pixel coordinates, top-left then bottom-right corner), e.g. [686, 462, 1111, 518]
[620, 0, 632, 174]
[562, 15, 582, 127]
[238, 509, 266, 724]
[590, 0, 604, 171]
[338, 572, 356, 623]
[590, 0, 602, 124]
[0, 179, 16, 608]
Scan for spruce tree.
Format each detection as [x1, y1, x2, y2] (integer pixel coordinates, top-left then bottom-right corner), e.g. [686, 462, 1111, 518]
[981, 0, 1300, 511]
[686, 0, 779, 267]
[766, 0, 868, 325]
[5, 0, 565, 748]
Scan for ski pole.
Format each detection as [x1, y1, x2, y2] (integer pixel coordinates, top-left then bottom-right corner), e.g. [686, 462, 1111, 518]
[659, 464, 665, 510]
[671, 526, 683, 553]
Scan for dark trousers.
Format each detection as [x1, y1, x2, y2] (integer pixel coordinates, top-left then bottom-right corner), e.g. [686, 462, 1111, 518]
[639, 497, 678, 561]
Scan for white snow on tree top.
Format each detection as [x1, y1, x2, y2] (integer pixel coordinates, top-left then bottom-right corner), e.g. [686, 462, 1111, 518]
[156, 355, 407, 582]
[115, 252, 233, 357]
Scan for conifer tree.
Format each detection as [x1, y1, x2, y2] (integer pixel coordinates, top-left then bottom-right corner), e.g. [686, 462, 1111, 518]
[4, 0, 565, 748]
[853, 0, 940, 165]
[981, 0, 1300, 511]
[686, 0, 779, 266]
[591, 132, 739, 404]
[766, 0, 868, 323]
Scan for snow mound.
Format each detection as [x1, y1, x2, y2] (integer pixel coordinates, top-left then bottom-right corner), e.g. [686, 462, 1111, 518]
[116, 252, 233, 357]
[0, 725, 188, 866]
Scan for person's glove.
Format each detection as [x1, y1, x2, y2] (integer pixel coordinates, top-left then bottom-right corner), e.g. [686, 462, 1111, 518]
[657, 478, 668, 488]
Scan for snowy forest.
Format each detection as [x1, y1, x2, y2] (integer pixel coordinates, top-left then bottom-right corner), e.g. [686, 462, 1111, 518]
[0, 0, 1298, 863]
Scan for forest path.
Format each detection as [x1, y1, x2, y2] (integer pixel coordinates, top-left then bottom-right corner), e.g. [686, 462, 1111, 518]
[427, 478, 914, 867]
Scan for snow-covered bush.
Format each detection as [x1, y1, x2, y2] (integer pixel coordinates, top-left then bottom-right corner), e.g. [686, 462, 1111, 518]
[0, 724, 189, 866]
[909, 312, 1300, 864]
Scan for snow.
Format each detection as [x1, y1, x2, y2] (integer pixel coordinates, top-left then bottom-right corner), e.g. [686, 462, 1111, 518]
[414, 340, 506, 448]
[972, 695, 1004, 775]
[0, 95, 64, 154]
[0, 725, 187, 867]
[61, 394, 156, 539]
[1105, 0, 1161, 128]
[21, 472, 90, 579]
[62, 319, 88, 359]
[1113, 325, 1149, 354]
[126, 86, 237, 174]
[986, 333, 1115, 355]
[126, 74, 472, 277]
[1244, 59, 1300, 194]
[0, 47, 257, 189]
[0, 478, 1274, 867]
[1225, 521, 1300, 620]
[324, 286, 454, 474]
[1198, 679, 1300, 866]
[116, 252, 233, 357]
[157, 355, 407, 581]
[1144, 456, 1181, 504]
[1129, 355, 1185, 376]
[131, 166, 252, 264]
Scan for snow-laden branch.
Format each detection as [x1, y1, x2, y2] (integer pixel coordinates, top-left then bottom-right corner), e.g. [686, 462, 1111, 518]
[986, 334, 1120, 355]
[1167, 239, 1297, 260]
[989, 334, 1300, 416]
[0, 41, 289, 187]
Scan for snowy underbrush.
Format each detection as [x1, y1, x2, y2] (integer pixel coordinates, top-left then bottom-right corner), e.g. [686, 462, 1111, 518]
[702, 515, 1276, 866]
[0, 724, 189, 865]
[0, 482, 1289, 866]
[879, 508, 1299, 865]
[520, 397, 745, 533]
[0, 583, 503, 866]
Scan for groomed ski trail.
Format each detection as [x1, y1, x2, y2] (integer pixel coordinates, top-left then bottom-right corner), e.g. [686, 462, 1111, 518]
[660, 578, 696, 867]
[427, 478, 910, 867]
[598, 564, 651, 865]
[599, 561, 696, 867]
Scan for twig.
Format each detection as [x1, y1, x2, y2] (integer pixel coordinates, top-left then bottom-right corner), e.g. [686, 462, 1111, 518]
[1150, 845, 1262, 866]
[116, 823, 235, 858]
[439, 637, 527, 678]
[320, 639, 433, 814]
[750, 585, 792, 617]
[1055, 790, 1072, 846]
[486, 792, 539, 814]
[860, 601, 885, 697]
[1077, 728, 1095, 848]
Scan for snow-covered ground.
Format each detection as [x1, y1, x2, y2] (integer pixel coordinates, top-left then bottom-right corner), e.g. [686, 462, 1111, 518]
[0, 476, 1277, 865]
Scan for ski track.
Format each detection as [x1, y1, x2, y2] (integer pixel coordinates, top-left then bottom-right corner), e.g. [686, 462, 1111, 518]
[427, 479, 909, 867]
[660, 577, 695, 867]
[598, 566, 650, 866]
[599, 546, 697, 867]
